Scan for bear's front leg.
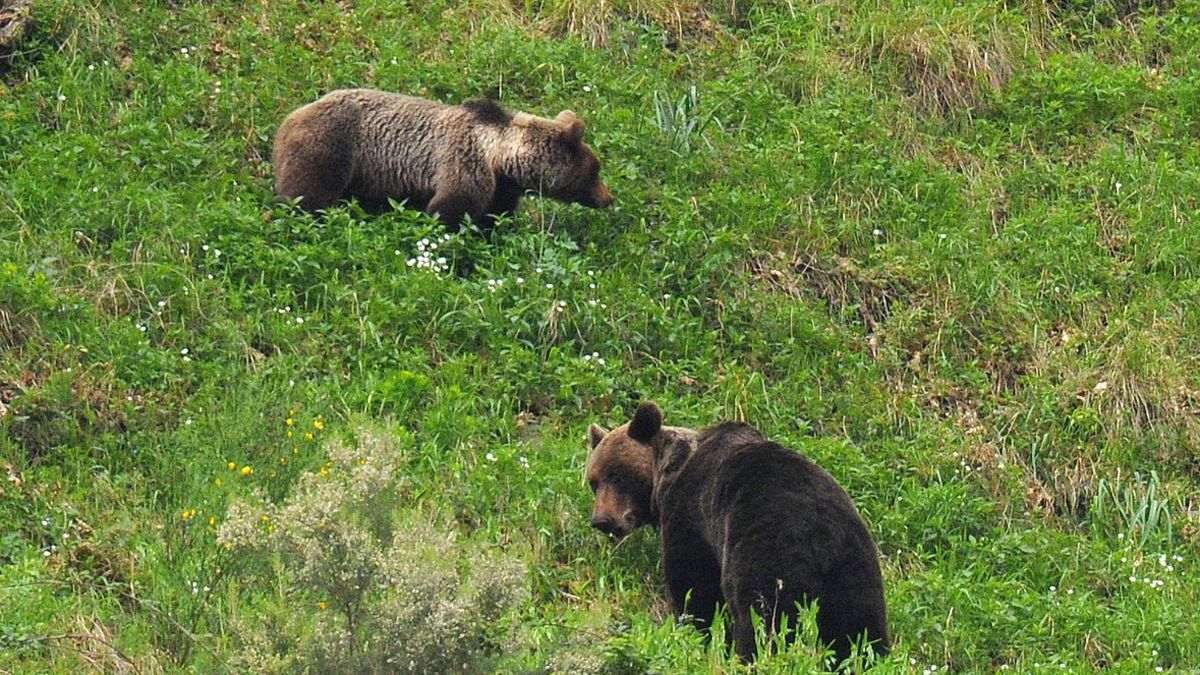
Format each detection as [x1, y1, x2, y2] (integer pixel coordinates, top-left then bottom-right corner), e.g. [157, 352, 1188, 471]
[661, 536, 724, 636]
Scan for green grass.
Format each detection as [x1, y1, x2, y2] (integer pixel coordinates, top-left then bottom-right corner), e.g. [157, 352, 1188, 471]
[2, 0, 1199, 671]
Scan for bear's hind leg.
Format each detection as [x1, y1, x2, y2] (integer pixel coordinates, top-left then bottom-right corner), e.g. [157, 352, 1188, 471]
[427, 190, 487, 231]
[275, 135, 353, 212]
[818, 593, 890, 666]
[726, 601, 757, 662]
[723, 571, 811, 662]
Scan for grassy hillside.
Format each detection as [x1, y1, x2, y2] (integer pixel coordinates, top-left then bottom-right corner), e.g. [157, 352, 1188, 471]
[2, 0, 1198, 671]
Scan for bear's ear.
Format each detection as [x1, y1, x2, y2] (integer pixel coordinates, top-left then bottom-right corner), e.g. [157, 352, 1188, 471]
[588, 424, 608, 449]
[556, 110, 585, 144]
[628, 401, 664, 443]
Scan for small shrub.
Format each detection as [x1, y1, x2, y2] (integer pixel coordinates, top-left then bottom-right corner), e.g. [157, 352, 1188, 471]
[219, 424, 530, 673]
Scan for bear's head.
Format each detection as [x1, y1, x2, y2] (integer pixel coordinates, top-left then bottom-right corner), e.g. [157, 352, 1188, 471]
[586, 401, 695, 539]
[513, 110, 613, 210]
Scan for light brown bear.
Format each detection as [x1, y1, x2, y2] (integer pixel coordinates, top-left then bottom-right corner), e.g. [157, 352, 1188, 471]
[587, 402, 889, 665]
[272, 89, 613, 230]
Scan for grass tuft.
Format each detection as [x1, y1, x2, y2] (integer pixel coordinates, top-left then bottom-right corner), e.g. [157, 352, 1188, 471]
[531, 0, 720, 47]
[856, 3, 1025, 117]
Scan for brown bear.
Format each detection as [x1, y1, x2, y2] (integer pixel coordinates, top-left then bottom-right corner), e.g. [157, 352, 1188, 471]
[587, 402, 889, 665]
[272, 89, 613, 230]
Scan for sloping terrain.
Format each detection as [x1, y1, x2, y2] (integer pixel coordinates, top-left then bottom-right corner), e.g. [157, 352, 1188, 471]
[1, 0, 1198, 671]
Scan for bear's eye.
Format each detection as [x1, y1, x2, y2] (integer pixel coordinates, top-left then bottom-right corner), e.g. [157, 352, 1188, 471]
[588, 479, 599, 494]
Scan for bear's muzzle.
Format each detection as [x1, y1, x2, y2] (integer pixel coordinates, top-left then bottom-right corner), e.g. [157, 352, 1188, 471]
[589, 181, 613, 208]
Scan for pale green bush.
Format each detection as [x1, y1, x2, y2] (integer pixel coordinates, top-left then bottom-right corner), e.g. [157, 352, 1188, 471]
[218, 425, 529, 673]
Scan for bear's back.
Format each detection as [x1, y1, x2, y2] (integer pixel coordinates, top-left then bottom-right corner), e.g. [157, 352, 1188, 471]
[671, 429, 880, 576]
[681, 424, 853, 510]
[326, 89, 460, 202]
[312, 88, 447, 120]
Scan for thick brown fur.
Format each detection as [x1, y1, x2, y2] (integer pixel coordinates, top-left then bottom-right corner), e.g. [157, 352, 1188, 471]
[272, 89, 613, 230]
[587, 402, 890, 666]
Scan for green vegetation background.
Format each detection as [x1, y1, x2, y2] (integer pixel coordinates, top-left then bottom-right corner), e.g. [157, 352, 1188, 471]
[1, 0, 1198, 671]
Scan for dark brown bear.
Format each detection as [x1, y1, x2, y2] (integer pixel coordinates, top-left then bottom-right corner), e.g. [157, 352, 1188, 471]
[272, 89, 613, 229]
[587, 402, 889, 665]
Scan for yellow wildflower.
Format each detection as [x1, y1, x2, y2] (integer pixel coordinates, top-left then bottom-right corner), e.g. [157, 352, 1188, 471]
[318, 601, 327, 610]
[241, 465, 253, 476]
[287, 430, 293, 438]
[280, 456, 288, 465]
[209, 516, 216, 527]
[313, 418, 324, 431]
[227, 462, 236, 471]
[261, 514, 270, 524]
[214, 477, 223, 487]
[305, 431, 314, 441]
[286, 418, 294, 426]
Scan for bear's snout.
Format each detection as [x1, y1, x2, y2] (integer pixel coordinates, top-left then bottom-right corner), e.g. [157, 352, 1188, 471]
[590, 514, 616, 533]
[590, 513, 632, 538]
[589, 481, 638, 538]
[591, 181, 614, 208]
